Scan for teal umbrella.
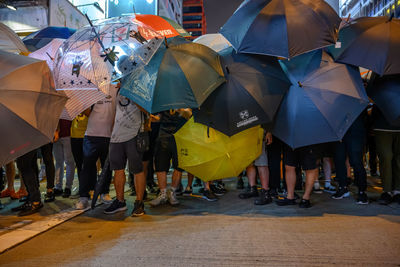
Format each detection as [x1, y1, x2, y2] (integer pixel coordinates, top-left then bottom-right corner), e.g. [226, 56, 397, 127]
[120, 38, 226, 113]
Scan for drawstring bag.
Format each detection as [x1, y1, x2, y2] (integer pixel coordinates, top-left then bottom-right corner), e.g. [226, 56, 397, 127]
[136, 112, 150, 153]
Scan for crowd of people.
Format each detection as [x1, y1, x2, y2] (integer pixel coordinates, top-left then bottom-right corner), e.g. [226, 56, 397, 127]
[1, 81, 400, 217]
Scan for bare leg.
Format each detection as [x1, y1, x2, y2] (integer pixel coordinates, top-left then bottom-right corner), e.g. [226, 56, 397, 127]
[203, 181, 210, 190]
[303, 168, 319, 200]
[142, 161, 149, 184]
[246, 165, 256, 187]
[346, 157, 351, 178]
[114, 169, 126, 202]
[323, 157, 332, 186]
[285, 165, 296, 199]
[134, 172, 146, 201]
[156, 171, 167, 190]
[187, 173, 194, 188]
[171, 169, 182, 189]
[5, 162, 15, 191]
[258, 166, 269, 190]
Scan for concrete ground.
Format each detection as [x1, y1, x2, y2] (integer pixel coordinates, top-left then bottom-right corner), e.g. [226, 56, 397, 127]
[0, 176, 399, 266]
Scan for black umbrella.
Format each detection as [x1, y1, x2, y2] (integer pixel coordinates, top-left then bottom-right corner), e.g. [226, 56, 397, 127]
[220, 0, 340, 59]
[194, 47, 290, 136]
[329, 16, 400, 76]
[91, 156, 110, 209]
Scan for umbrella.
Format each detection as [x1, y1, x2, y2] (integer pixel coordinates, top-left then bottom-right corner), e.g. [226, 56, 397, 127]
[367, 74, 400, 126]
[54, 16, 164, 94]
[273, 50, 369, 149]
[328, 16, 400, 76]
[134, 14, 191, 38]
[29, 39, 109, 120]
[91, 156, 110, 209]
[23, 26, 76, 52]
[220, 0, 341, 59]
[193, 33, 232, 52]
[0, 51, 68, 167]
[194, 47, 290, 136]
[0, 22, 29, 54]
[174, 118, 264, 181]
[120, 39, 226, 113]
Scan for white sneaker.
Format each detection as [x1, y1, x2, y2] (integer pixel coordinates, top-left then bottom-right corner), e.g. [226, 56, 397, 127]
[149, 191, 168, 207]
[167, 189, 179, 205]
[75, 197, 90, 210]
[100, 194, 113, 204]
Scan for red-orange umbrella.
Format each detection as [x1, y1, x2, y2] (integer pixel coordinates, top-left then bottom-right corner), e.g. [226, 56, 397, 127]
[134, 14, 190, 39]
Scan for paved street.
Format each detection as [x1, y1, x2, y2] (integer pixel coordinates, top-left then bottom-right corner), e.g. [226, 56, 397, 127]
[0, 177, 400, 266]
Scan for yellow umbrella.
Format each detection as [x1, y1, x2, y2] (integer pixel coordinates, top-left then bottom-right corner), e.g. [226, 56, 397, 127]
[174, 118, 263, 182]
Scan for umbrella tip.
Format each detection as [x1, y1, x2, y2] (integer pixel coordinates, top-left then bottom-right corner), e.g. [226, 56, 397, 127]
[164, 37, 168, 48]
[297, 81, 303, 87]
[225, 66, 230, 74]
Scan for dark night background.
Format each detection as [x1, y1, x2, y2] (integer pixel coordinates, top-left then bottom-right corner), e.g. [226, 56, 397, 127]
[203, 0, 243, 33]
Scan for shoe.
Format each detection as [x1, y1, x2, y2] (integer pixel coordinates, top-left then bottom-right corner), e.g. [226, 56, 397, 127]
[175, 183, 184, 196]
[356, 191, 369, 205]
[215, 181, 227, 193]
[167, 189, 179, 205]
[18, 202, 43, 216]
[100, 194, 113, 204]
[131, 200, 145, 217]
[0, 188, 19, 199]
[11, 201, 31, 212]
[193, 178, 202, 187]
[331, 187, 350, 199]
[62, 188, 71, 198]
[236, 177, 244, 189]
[313, 188, 323, 194]
[254, 189, 272, 205]
[202, 190, 218, 202]
[104, 199, 127, 214]
[276, 197, 297, 206]
[323, 185, 336, 193]
[268, 188, 279, 198]
[378, 192, 392, 205]
[149, 191, 168, 207]
[182, 186, 192, 196]
[238, 186, 258, 199]
[53, 188, 63, 196]
[75, 197, 90, 210]
[44, 191, 55, 202]
[210, 183, 225, 197]
[299, 198, 312, 208]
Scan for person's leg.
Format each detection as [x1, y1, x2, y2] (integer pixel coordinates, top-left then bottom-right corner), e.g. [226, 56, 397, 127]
[303, 168, 318, 200]
[238, 165, 259, 199]
[258, 166, 270, 190]
[347, 134, 367, 193]
[5, 162, 15, 190]
[40, 143, 55, 191]
[142, 161, 149, 185]
[156, 171, 167, 190]
[79, 136, 99, 199]
[285, 165, 296, 200]
[333, 141, 348, 189]
[375, 131, 393, 193]
[71, 138, 84, 180]
[99, 137, 112, 196]
[1, 162, 19, 199]
[53, 140, 64, 191]
[17, 150, 40, 203]
[62, 137, 75, 190]
[114, 169, 126, 202]
[171, 169, 182, 189]
[367, 134, 378, 175]
[267, 137, 283, 191]
[150, 137, 170, 206]
[392, 133, 400, 192]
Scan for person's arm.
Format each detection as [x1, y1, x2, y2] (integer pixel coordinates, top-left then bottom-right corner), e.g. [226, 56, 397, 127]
[177, 108, 192, 120]
[265, 132, 273, 145]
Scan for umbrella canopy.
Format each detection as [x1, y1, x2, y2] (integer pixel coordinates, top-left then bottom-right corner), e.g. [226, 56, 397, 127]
[220, 0, 341, 59]
[174, 118, 264, 181]
[29, 39, 109, 120]
[273, 50, 369, 149]
[120, 39, 226, 113]
[328, 16, 400, 76]
[367, 74, 400, 126]
[134, 14, 190, 38]
[0, 22, 29, 54]
[193, 33, 232, 52]
[0, 51, 68, 166]
[194, 47, 290, 136]
[54, 16, 164, 94]
[23, 26, 76, 52]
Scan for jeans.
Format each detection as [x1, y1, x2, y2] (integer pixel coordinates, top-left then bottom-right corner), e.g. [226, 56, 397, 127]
[79, 136, 111, 198]
[71, 138, 84, 180]
[53, 137, 75, 190]
[40, 143, 55, 189]
[375, 131, 400, 192]
[334, 124, 367, 192]
[16, 150, 40, 202]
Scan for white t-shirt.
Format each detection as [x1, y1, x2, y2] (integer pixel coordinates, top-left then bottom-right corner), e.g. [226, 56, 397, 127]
[110, 93, 142, 143]
[85, 84, 118, 138]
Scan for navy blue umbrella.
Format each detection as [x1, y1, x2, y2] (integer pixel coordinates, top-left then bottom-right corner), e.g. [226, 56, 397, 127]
[367, 74, 400, 126]
[194, 47, 290, 136]
[220, 0, 340, 59]
[23, 27, 76, 51]
[273, 50, 369, 148]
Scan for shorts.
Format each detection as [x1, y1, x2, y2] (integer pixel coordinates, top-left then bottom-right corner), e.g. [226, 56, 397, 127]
[109, 137, 143, 174]
[154, 135, 183, 172]
[254, 141, 268, 167]
[284, 144, 319, 170]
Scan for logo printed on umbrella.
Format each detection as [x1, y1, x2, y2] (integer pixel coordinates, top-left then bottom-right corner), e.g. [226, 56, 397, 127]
[237, 110, 258, 128]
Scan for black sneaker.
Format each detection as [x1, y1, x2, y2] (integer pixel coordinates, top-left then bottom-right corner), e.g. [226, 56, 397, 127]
[378, 192, 392, 205]
[131, 200, 145, 217]
[202, 190, 218, 202]
[104, 199, 127, 214]
[11, 201, 31, 212]
[210, 183, 224, 197]
[53, 188, 63, 196]
[182, 186, 192, 196]
[254, 189, 272, 205]
[268, 188, 279, 198]
[44, 191, 55, 202]
[299, 198, 312, 208]
[331, 187, 350, 199]
[193, 178, 202, 187]
[238, 186, 258, 199]
[276, 197, 296, 206]
[62, 188, 71, 198]
[356, 191, 369, 205]
[236, 177, 244, 189]
[18, 201, 43, 216]
[216, 181, 227, 193]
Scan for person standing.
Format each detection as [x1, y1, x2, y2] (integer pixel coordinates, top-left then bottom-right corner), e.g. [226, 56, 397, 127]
[70, 113, 89, 188]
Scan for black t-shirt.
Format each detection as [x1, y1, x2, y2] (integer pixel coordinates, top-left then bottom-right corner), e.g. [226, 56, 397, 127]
[158, 111, 187, 137]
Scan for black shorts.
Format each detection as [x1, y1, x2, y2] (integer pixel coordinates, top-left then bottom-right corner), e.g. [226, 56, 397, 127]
[109, 137, 143, 174]
[154, 135, 183, 172]
[284, 144, 319, 170]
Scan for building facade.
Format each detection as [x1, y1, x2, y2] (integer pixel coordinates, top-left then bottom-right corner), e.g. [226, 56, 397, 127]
[182, 0, 206, 40]
[340, 0, 400, 18]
